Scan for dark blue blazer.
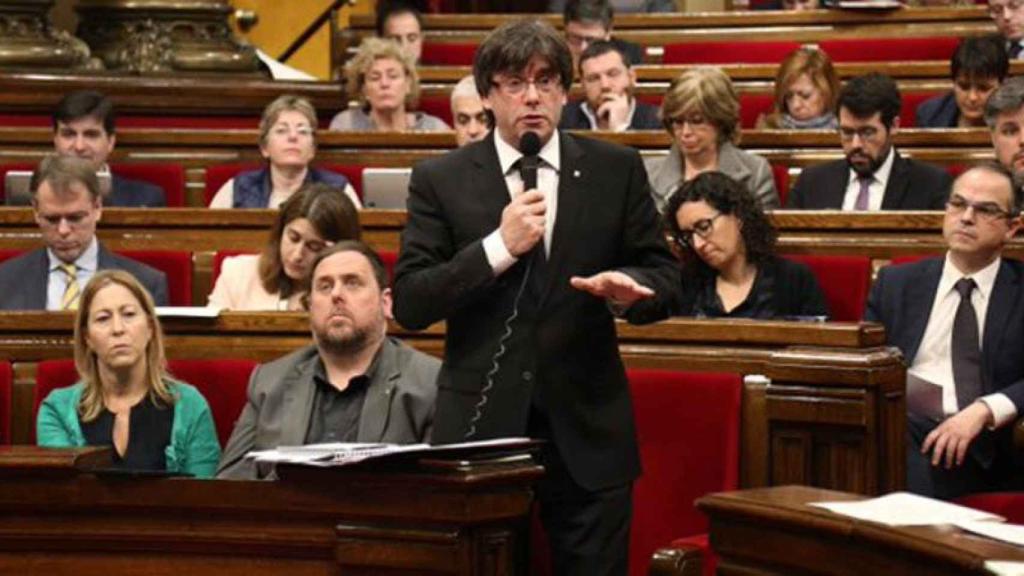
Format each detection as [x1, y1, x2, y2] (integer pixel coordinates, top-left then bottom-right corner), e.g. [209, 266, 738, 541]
[786, 152, 951, 210]
[109, 175, 167, 207]
[865, 256, 1024, 467]
[0, 243, 169, 310]
[558, 100, 662, 131]
[915, 92, 960, 129]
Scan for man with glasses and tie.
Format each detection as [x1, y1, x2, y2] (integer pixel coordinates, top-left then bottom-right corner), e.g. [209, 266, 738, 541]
[989, 0, 1024, 60]
[866, 163, 1024, 499]
[0, 155, 167, 310]
[786, 73, 951, 210]
[393, 18, 677, 575]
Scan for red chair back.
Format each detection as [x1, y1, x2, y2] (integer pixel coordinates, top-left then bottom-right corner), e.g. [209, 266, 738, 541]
[956, 493, 1024, 524]
[902, 90, 946, 128]
[378, 249, 398, 286]
[118, 250, 193, 306]
[663, 40, 802, 64]
[166, 358, 256, 448]
[417, 94, 455, 128]
[772, 163, 791, 206]
[627, 369, 742, 576]
[782, 254, 872, 322]
[820, 36, 960, 63]
[110, 163, 186, 207]
[34, 358, 255, 448]
[420, 42, 477, 65]
[0, 361, 11, 445]
[739, 93, 775, 129]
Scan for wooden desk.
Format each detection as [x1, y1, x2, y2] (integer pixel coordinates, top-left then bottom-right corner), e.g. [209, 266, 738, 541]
[0, 446, 542, 575]
[683, 485, 1024, 575]
[0, 314, 906, 497]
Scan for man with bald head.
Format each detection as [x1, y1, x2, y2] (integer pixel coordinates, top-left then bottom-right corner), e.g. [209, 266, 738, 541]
[450, 76, 490, 147]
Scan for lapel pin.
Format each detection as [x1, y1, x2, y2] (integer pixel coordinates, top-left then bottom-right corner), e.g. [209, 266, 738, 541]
[573, 170, 581, 178]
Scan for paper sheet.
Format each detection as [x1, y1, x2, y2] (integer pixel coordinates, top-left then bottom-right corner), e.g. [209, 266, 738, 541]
[957, 520, 1024, 548]
[985, 561, 1024, 576]
[811, 492, 1004, 526]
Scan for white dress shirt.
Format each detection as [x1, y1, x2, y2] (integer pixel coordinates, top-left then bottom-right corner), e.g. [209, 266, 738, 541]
[841, 146, 895, 211]
[482, 132, 561, 276]
[46, 236, 99, 311]
[908, 253, 1017, 426]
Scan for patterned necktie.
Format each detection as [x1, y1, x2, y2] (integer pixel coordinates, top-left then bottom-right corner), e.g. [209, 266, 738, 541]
[951, 277, 982, 411]
[854, 175, 873, 211]
[59, 263, 80, 310]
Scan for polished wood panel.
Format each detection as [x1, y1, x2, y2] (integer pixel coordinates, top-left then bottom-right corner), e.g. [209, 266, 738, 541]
[0, 313, 906, 497]
[690, 485, 1024, 575]
[0, 446, 542, 575]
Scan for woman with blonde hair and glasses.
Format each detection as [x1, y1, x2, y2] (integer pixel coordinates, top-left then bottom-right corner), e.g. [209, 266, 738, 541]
[209, 94, 360, 209]
[330, 37, 449, 132]
[649, 66, 779, 213]
[37, 270, 221, 477]
[757, 47, 839, 130]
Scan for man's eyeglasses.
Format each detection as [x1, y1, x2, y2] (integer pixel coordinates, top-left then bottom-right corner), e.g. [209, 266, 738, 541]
[989, 0, 1024, 17]
[838, 126, 880, 142]
[491, 74, 562, 96]
[946, 195, 1014, 221]
[673, 212, 724, 248]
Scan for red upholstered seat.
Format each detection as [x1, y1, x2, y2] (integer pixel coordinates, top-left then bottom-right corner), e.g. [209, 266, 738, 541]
[378, 249, 398, 286]
[0, 361, 11, 445]
[33, 358, 256, 449]
[204, 163, 366, 205]
[110, 162, 186, 207]
[902, 90, 946, 128]
[739, 93, 774, 129]
[420, 42, 477, 65]
[663, 40, 802, 64]
[956, 493, 1024, 524]
[417, 94, 455, 128]
[772, 163, 791, 206]
[820, 37, 960, 63]
[118, 250, 194, 306]
[782, 254, 872, 322]
[0, 114, 259, 129]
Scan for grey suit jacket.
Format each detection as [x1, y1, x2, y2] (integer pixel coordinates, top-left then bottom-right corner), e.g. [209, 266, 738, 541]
[0, 243, 169, 310]
[216, 337, 440, 480]
[648, 142, 780, 213]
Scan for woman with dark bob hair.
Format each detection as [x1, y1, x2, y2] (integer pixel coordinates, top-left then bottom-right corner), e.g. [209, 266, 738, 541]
[208, 182, 361, 310]
[665, 171, 828, 318]
[37, 270, 220, 477]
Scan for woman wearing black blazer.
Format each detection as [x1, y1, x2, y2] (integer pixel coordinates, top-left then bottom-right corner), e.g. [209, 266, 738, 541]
[665, 171, 828, 319]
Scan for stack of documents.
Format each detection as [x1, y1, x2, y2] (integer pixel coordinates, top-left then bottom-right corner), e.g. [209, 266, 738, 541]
[246, 437, 536, 468]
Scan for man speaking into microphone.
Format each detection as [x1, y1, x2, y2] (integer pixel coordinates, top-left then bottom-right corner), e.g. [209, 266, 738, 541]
[393, 18, 677, 575]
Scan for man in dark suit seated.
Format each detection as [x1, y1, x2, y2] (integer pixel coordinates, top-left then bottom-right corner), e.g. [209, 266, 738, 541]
[987, 76, 1024, 183]
[563, 0, 644, 70]
[786, 73, 952, 211]
[393, 19, 677, 575]
[217, 241, 440, 480]
[988, 0, 1024, 60]
[52, 90, 166, 208]
[559, 41, 661, 132]
[0, 156, 168, 310]
[866, 163, 1024, 499]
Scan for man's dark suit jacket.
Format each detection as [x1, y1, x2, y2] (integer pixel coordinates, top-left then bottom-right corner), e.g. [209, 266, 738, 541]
[915, 92, 960, 129]
[865, 256, 1024, 472]
[0, 243, 169, 309]
[393, 131, 678, 491]
[109, 175, 166, 207]
[558, 99, 662, 131]
[786, 152, 951, 210]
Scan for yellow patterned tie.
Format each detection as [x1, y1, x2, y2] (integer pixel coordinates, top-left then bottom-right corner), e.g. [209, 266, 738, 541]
[59, 263, 80, 310]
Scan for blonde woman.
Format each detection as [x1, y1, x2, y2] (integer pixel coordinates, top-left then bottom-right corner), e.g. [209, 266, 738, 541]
[648, 66, 779, 213]
[757, 47, 839, 130]
[37, 270, 220, 478]
[330, 37, 449, 132]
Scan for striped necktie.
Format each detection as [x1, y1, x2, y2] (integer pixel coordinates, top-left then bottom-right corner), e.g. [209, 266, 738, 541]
[59, 263, 80, 310]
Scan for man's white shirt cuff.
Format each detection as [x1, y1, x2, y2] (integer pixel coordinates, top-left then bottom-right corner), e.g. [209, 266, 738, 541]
[483, 229, 517, 275]
[980, 393, 1018, 429]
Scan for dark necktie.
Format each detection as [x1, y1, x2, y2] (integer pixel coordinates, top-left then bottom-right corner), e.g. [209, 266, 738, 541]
[1010, 41, 1023, 60]
[510, 159, 548, 300]
[952, 278, 982, 411]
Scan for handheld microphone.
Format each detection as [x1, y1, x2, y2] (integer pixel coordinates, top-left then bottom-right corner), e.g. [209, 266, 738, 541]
[518, 131, 541, 191]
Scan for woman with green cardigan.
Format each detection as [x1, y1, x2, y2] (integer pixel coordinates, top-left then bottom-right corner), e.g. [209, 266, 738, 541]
[37, 270, 220, 478]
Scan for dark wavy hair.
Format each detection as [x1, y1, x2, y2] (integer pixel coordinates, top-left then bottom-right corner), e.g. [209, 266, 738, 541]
[663, 171, 777, 280]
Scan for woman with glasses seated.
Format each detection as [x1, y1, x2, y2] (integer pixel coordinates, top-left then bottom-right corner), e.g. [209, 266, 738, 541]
[209, 95, 361, 209]
[649, 67, 779, 213]
[329, 37, 450, 132]
[665, 171, 828, 319]
[208, 182, 361, 311]
[37, 270, 221, 477]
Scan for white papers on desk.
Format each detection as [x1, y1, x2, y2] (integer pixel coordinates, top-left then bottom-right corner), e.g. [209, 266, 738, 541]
[811, 492, 1004, 526]
[958, 520, 1024, 547]
[155, 306, 221, 318]
[246, 437, 535, 467]
[986, 561, 1024, 575]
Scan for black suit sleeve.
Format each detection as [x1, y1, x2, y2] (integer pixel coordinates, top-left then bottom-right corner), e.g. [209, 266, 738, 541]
[863, 265, 888, 323]
[786, 171, 809, 209]
[392, 160, 499, 331]
[928, 169, 953, 210]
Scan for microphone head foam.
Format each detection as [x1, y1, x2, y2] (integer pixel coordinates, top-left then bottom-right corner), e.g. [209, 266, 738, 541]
[519, 131, 541, 156]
